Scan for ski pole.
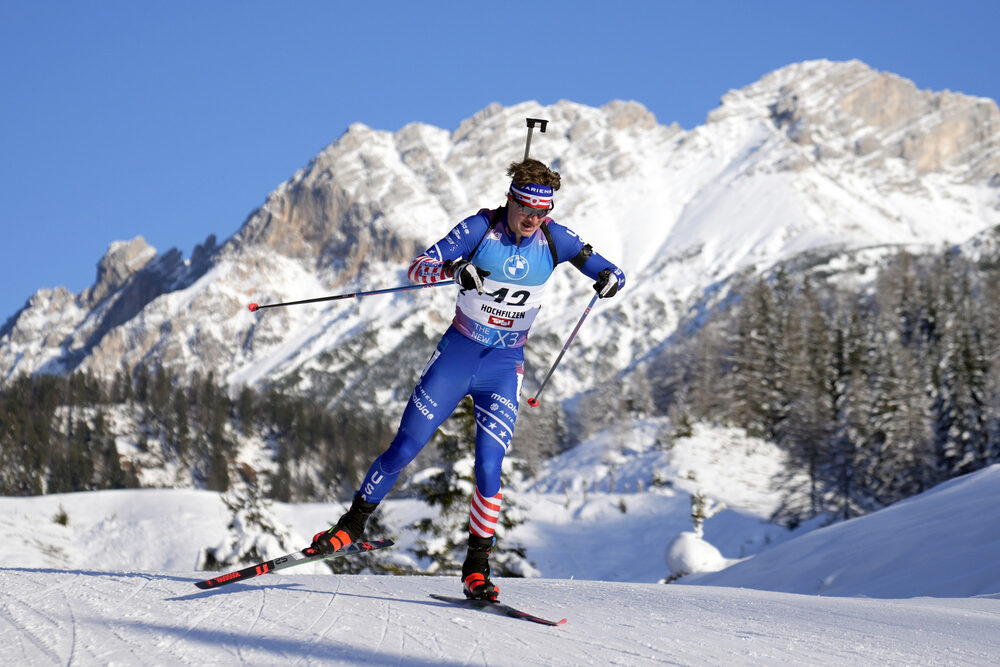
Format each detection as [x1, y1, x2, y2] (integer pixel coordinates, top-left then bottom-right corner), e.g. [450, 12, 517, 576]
[523, 117, 548, 161]
[248, 281, 450, 312]
[527, 292, 600, 407]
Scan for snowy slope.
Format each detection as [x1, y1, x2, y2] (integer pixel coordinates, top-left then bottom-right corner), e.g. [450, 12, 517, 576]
[0, 424, 787, 582]
[1, 460, 999, 664]
[686, 465, 1000, 598]
[1, 570, 997, 666]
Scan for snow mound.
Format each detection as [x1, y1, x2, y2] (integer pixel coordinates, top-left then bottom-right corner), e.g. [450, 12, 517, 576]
[686, 464, 1000, 598]
[666, 531, 730, 577]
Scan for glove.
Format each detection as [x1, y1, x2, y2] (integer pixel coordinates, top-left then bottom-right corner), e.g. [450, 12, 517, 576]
[593, 269, 619, 298]
[444, 259, 491, 294]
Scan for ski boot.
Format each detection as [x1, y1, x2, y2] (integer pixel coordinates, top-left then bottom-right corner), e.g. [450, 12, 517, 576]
[310, 493, 378, 555]
[462, 534, 499, 601]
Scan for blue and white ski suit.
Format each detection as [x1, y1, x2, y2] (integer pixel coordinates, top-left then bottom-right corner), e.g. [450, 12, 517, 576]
[357, 206, 625, 534]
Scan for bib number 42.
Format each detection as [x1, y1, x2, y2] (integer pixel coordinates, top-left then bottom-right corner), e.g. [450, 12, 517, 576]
[487, 288, 530, 306]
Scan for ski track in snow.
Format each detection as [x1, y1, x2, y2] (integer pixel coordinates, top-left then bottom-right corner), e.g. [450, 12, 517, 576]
[290, 579, 341, 665]
[0, 589, 64, 664]
[1, 568, 998, 666]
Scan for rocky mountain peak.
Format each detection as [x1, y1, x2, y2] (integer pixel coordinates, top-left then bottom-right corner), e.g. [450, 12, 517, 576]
[227, 123, 441, 286]
[3, 61, 999, 410]
[87, 236, 158, 306]
[711, 59, 1000, 183]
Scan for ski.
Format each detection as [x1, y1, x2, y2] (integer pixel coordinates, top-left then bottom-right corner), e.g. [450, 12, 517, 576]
[194, 539, 394, 589]
[429, 593, 567, 626]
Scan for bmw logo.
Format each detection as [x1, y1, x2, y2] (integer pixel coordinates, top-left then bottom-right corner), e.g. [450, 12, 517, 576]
[503, 255, 530, 280]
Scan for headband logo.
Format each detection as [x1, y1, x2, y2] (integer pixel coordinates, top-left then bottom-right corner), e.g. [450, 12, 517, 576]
[510, 182, 553, 208]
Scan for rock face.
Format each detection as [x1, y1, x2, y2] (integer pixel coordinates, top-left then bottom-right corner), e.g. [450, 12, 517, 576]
[713, 59, 1000, 183]
[2, 60, 999, 430]
[88, 237, 158, 306]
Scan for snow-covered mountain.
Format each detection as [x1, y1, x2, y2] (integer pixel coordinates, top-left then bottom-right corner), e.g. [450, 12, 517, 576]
[2, 59, 999, 431]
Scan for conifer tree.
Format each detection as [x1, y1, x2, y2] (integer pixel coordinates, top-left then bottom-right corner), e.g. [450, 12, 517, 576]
[150, 366, 170, 415]
[771, 282, 837, 523]
[171, 385, 190, 458]
[237, 385, 255, 435]
[729, 276, 787, 439]
[826, 303, 873, 519]
[870, 329, 934, 501]
[205, 439, 230, 492]
[937, 271, 991, 476]
[679, 315, 731, 422]
[199, 477, 296, 570]
[873, 253, 938, 497]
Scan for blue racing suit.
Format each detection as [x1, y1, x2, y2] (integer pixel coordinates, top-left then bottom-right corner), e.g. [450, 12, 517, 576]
[357, 206, 625, 511]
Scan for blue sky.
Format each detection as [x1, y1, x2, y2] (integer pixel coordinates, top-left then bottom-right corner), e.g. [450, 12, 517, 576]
[2, 1, 998, 322]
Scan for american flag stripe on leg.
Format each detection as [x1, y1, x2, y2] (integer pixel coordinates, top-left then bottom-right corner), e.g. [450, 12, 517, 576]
[470, 488, 503, 538]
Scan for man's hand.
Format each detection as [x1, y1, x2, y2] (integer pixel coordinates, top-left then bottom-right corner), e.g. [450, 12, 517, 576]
[593, 269, 619, 298]
[444, 259, 491, 294]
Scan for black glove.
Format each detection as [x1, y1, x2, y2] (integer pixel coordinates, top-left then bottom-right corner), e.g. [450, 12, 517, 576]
[444, 259, 491, 294]
[593, 269, 619, 298]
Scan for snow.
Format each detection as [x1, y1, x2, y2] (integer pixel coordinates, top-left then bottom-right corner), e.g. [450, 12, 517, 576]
[2, 570, 997, 666]
[688, 465, 1000, 598]
[1, 435, 998, 664]
[666, 531, 729, 576]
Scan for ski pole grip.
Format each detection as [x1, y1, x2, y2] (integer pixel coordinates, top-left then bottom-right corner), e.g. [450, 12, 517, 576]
[523, 118, 549, 161]
[526, 118, 549, 132]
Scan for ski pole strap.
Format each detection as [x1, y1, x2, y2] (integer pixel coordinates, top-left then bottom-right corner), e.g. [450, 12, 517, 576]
[249, 281, 451, 312]
[527, 292, 600, 407]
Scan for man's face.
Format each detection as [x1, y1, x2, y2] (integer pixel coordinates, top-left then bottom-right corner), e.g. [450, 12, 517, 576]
[508, 195, 549, 239]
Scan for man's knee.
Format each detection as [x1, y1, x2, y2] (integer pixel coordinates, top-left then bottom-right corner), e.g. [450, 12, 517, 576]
[380, 431, 425, 472]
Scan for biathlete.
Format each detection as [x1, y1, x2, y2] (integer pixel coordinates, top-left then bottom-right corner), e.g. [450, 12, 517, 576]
[309, 158, 625, 600]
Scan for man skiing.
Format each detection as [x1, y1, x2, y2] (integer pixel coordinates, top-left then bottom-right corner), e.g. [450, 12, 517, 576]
[310, 158, 625, 600]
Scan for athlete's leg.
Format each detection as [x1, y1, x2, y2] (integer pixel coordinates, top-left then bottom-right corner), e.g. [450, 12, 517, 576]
[358, 332, 472, 502]
[467, 350, 523, 536]
[461, 350, 522, 599]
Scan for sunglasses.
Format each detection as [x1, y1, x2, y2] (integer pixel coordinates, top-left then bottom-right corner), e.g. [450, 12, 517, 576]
[510, 198, 553, 218]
